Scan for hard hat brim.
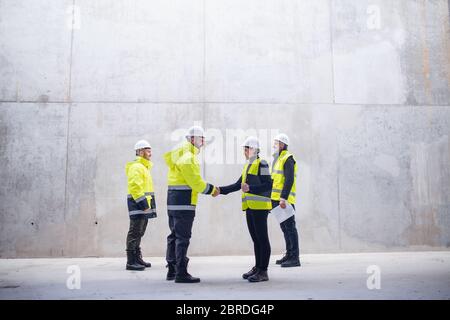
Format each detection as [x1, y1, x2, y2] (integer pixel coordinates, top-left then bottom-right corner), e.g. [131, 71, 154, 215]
[185, 134, 206, 139]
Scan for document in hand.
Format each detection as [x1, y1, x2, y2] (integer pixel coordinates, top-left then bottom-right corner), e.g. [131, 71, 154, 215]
[271, 203, 295, 224]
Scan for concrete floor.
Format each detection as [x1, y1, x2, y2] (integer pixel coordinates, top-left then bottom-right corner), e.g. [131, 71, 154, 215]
[0, 251, 449, 300]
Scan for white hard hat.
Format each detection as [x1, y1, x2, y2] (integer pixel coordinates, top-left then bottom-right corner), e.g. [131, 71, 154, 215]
[185, 126, 205, 138]
[274, 133, 290, 146]
[134, 140, 152, 150]
[241, 136, 260, 149]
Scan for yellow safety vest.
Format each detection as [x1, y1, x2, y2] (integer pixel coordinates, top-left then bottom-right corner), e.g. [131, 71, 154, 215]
[271, 150, 297, 204]
[241, 158, 272, 211]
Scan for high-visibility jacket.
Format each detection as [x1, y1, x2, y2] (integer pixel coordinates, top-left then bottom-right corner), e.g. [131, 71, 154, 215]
[241, 157, 272, 211]
[125, 156, 157, 218]
[271, 150, 298, 204]
[164, 141, 215, 212]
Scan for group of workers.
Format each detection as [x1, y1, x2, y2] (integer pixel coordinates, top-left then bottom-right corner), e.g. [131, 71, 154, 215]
[125, 126, 300, 283]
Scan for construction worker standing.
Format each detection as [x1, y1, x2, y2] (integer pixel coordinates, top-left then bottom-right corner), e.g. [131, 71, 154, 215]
[271, 133, 301, 268]
[164, 126, 219, 283]
[125, 140, 157, 271]
[218, 136, 273, 282]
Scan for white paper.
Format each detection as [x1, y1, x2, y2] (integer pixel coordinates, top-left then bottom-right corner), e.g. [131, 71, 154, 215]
[271, 203, 295, 224]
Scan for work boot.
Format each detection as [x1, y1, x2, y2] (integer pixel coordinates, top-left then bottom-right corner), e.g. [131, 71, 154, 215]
[175, 258, 200, 283]
[281, 257, 301, 268]
[166, 263, 176, 281]
[242, 267, 259, 280]
[276, 254, 289, 265]
[136, 247, 151, 268]
[126, 250, 145, 271]
[175, 272, 201, 283]
[247, 270, 269, 282]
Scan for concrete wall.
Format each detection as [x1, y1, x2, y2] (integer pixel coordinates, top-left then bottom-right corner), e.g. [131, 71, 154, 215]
[0, 0, 449, 258]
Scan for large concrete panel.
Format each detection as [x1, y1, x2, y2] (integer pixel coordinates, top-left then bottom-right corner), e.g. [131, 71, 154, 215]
[0, 0, 72, 102]
[70, 0, 204, 102]
[205, 0, 333, 103]
[312, 105, 450, 251]
[332, 0, 450, 105]
[0, 103, 69, 257]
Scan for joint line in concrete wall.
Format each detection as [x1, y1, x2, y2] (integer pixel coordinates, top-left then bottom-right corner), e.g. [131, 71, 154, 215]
[67, 0, 76, 102]
[329, 0, 336, 104]
[336, 136, 342, 250]
[1, 100, 449, 107]
[63, 104, 72, 222]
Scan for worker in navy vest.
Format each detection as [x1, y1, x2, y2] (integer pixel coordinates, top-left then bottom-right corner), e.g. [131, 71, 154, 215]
[218, 136, 273, 282]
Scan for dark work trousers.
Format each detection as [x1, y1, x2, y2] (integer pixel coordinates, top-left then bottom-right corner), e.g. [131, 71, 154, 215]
[126, 216, 148, 251]
[166, 211, 195, 275]
[272, 201, 300, 258]
[246, 209, 271, 271]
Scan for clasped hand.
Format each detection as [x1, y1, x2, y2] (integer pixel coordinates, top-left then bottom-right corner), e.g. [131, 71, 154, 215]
[212, 187, 220, 197]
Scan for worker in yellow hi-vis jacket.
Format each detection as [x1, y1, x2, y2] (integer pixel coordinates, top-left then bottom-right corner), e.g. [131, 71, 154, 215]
[125, 140, 157, 271]
[164, 126, 219, 283]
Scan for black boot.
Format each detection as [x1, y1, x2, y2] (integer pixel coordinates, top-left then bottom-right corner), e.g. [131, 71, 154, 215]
[136, 247, 151, 268]
[126, 250, 145, 271]
[166, 263, 176, 281]
[276, 254, 289, 265]
[248, 270, 269, 282]
[175, 259, 200, 283]
[281, 256, 301, 268]
[242, 267, 259, 280]
[175, 272, 200, 283]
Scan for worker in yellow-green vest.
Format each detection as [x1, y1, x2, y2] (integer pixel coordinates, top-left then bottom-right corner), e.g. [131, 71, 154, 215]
[164, 126, 219, 283]
[125, 140, 157, 271]
[218, 136, 273, 282]
[271, 133, 301, 268]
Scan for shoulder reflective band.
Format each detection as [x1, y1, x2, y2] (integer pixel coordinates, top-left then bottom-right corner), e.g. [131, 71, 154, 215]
[260, 166, 271, 176]
[167, 205, 196, 211]
[168, 185, 192, 190]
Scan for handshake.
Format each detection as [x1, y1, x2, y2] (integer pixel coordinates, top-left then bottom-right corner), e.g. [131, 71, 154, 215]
[212, 187, 220, 197]
[211, 183, 250, 197]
